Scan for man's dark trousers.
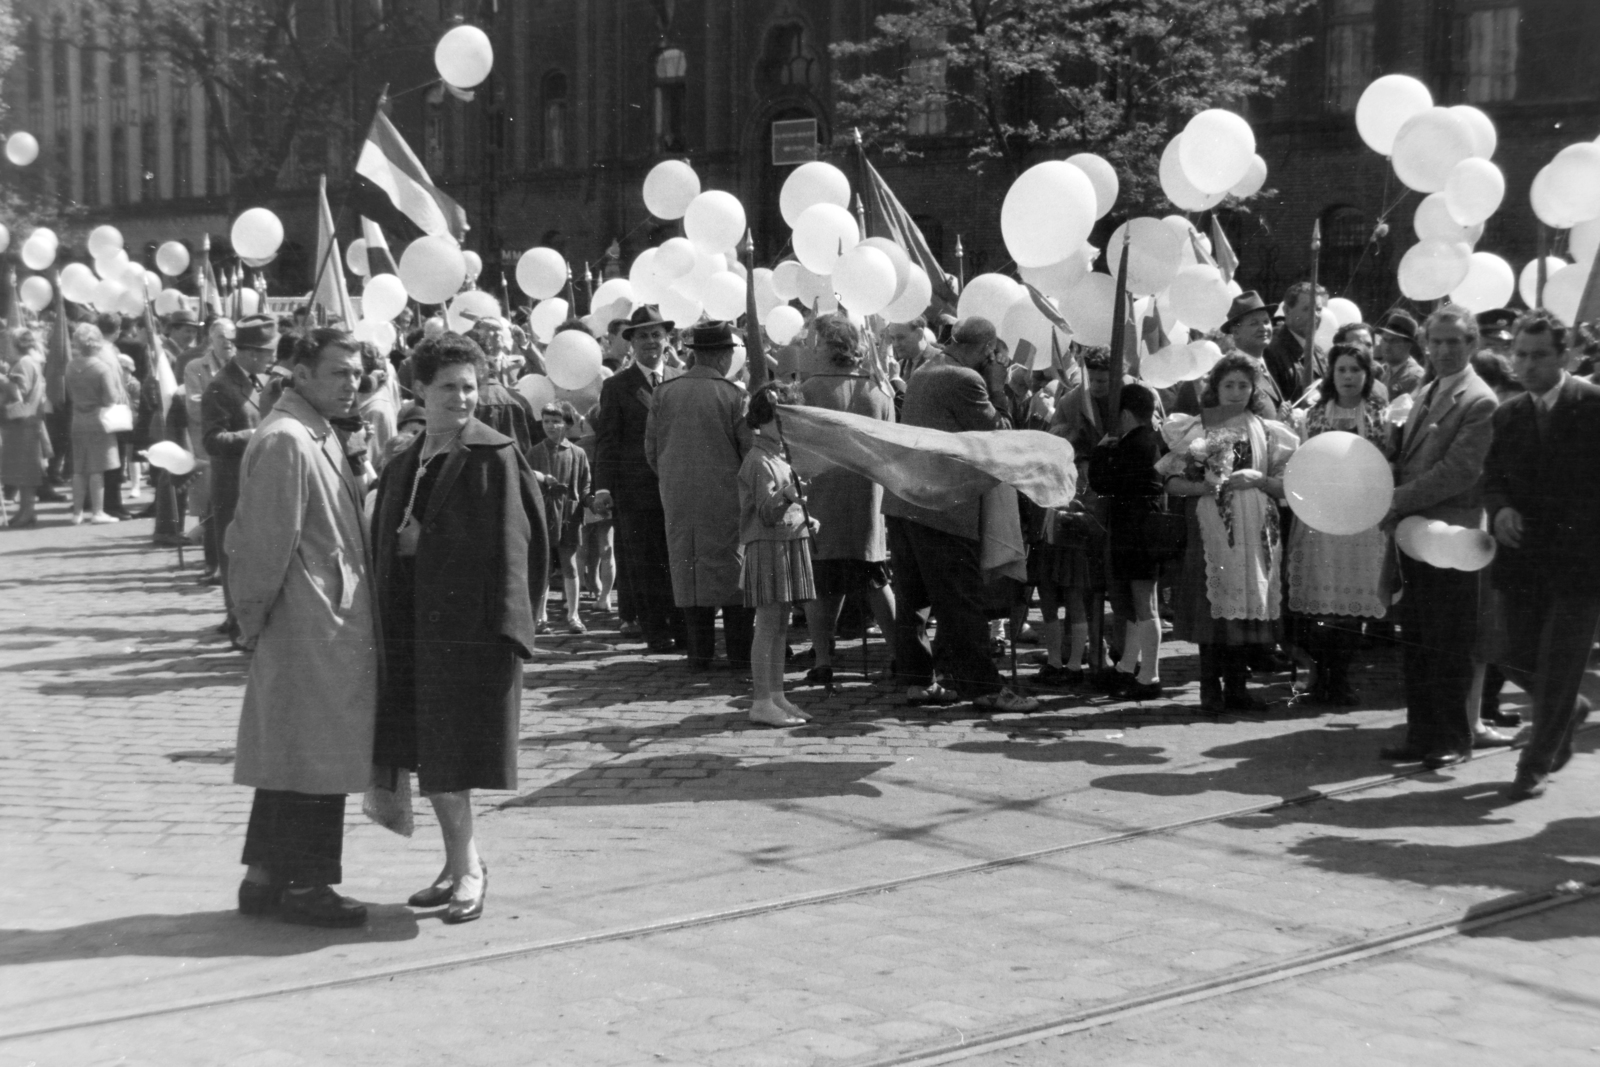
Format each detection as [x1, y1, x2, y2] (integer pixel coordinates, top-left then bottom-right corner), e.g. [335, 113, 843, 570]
[616, 505, 681, 643]
[887, 516, 1003, 697]
[1498, 582, 1600, 774]
[241, 789, 346, 885]
[1397, 554, 1476, 758]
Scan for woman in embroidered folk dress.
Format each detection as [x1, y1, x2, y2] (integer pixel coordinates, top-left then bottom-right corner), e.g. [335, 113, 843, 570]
[371, 333, 545, 924]
[1286, 344, 1393, 705]
[1158, 354, 1298, 712]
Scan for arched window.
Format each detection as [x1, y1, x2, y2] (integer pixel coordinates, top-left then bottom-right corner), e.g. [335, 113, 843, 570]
[542, 71, 568, 167]
[654, 48, 687, 152]
[758, 23, 819, 91]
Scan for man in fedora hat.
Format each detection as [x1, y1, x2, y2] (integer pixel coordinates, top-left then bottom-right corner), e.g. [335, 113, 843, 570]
[595, 305, 685, 652]
[1376, 310, 1426, 398]
[645, 320, 755, 670]
[1172, 292, 1285, 418]
[202, 313, 276, 643]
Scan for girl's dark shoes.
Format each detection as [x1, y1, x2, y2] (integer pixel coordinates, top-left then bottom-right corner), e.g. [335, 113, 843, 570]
[407, 875, 455, 908]
[444, 864, 487, 924]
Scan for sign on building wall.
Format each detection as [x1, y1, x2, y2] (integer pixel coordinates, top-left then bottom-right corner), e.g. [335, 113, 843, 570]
[771, 119, 819, 166]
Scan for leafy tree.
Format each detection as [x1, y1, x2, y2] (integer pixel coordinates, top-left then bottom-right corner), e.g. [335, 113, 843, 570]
[832, 0, 1312, 207]
[0, 0, 65, 236]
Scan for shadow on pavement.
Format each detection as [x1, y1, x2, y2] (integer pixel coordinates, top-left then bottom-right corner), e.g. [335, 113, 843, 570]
[1086, 725, 1403, 799]
[501, 755, 895, 807]
[522, 709, 769, 753]
[0, 905, 420, 965]
[946, 738, 1170, 767]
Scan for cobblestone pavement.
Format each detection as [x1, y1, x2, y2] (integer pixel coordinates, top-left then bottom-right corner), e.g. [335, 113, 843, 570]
[1, 507, 1598, 1065]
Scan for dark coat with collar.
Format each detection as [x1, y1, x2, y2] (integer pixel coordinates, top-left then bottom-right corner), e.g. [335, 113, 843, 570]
[1264, 326, 1325, 405]
[1482, 375, 1600, 596]
[370, 418, 547, 792]
[200, 360, 265, 529]
[593, 362, 665, 513]
[881, 357, 1004, 541]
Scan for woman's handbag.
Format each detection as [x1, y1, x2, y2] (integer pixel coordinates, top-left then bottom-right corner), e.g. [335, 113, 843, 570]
[98, 402, 135, 435]
[1044, 500, 1106, 550]
[1143, 494, 1188, 564]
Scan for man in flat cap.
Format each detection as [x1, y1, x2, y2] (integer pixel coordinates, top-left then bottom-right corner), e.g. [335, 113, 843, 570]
[1376, 311, 1427, 399]
[202, 313, 275, 643]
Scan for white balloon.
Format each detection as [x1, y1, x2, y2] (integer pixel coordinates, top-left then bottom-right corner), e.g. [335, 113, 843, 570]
[353, 318, 398, 353]
[700, 272, 747, 320]
[59, 263, 98, 304]
[1413, 192, 1478, 244]
[1228, 154, 1268, 199]
[1058, 272, 1117, 348]
[0, 223, 8, 254]
[590, 278, 634, 318]
[956, 273, 1023, 327]
[1449, 105, 1498, 160]
[94, 250, 130, 280]
[143, 271, 162, 301]
[462, 250, 483, 280]
[87, 225, 124, 261]
[628, 248, 668, 302]
[1530, 143, 1600, 229]
[1543, 263, 1590, 325]
[515, 247, 567, 300]
[91, 277, 127, 313]
[19, 275, 52, 312]
[1108, 217, 1186, 297]
[769, 260, 804, 301]
[1391, 108, 1476, 193]
[20, 233, 56, 271]
[1167, 264, 1232, 331]
[998, 294, 1060, 371]
[1449, 252, 1515, 314]
[1569, 218, 1600, 266]
[659, 285, 702, 329]
[792, 203, 859, 275]
[1355, 74, 1433, 156]
[752, 268, 782, 319]
[154, 288, 186, 316]
[156, 241, 190, 277]
[5, 131, 40, 166]
[1443, 158, 1504, 227]
[401, 235, 468, 305]
[654, 237, 697, 282]
[1326, 297, 1363, 327]
[765, 305, 804, 345]
[145, 440, 196, 476]
[642, 160, 700, 220]
[1141, 343, 1194, 389]
[683, 191, 746, 255]
[1187, 339, 1224, 380]
[434, 24, 494, 89]
[792, 263, 833, 305]
[231, 207, 285, 260]
[1518, 256, 1569, 310]
[881, 263, 933, 324]
[544, 329, 603, 390]
[344, 238, 369, 277]
[116, 287, 147, 317]
[516, 373, 558, 411]
[363, 273, 409, 322]
[832, 245, 897, 316]
[1020, 245, 1098, 300]
[1065, 152, 1119, 220]
[1159, 136, 1226, 213]
[1178, 109, 1256, 194]
[1397, 239, 1472, 301]
[1283, 431, 1394, 535]
[1001, 160, 1097, 268]
[780, 162, 851, 227]
[528, 297, 570, 343]
[859, 237, 912, 302]
[445, 289, 503, 335]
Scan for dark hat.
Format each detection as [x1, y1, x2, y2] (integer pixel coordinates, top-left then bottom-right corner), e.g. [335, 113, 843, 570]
[1476, 307, 1517, 339]
[681, 320, 738, 350]
[1375, 310, 1420, 347]
[163, 307, 201, 329]
[235, 313, 279, 350]
[1222, 291, 1270, 332]
[621, 304, 675, 339]
[949, 316, 998, 347]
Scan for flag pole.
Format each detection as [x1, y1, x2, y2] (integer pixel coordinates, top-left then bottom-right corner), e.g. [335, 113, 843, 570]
[740, 228, 767, 391]
[1536, 223, 1550, 309]
[1107, 228, 1131, 423]
[1305, 218, 1322, 385]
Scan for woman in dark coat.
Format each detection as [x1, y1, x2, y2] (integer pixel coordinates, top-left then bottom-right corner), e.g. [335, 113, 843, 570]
[371, 332, 546, 924]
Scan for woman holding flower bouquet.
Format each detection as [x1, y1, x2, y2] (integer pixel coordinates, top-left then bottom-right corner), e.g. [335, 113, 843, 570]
[1158, 354, 1299, 712]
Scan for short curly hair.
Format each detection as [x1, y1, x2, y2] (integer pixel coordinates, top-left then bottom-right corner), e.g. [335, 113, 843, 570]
[411, 332, 487, 386]
[1200, 352, 1261, 408]
[291, 327, 359, 369]
[811, 313, 864, 368]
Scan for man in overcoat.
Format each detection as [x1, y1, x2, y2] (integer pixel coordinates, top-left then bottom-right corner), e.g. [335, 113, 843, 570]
[1382, 304, 1499, 771]
[1482, 310, 1600, 800]
[201, 314, 275, 641]
[225, 328, 377, 927]
[594, 305, 683, 653]
[644, 321, 754, 670]
[1263, 280, 1328, 404]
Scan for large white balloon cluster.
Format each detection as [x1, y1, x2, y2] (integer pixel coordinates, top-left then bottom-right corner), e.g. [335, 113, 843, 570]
[1157, 109, 1267, 212]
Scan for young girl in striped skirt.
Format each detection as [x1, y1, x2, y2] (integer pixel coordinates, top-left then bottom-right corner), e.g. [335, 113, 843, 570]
[739, 382, 818, 727]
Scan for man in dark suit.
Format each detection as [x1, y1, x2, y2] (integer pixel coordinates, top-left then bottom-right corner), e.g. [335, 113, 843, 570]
[202, 313, 274, 642]
[1482, 310, 1600, 800]
[1263, 280, 1328, 405]
[883, 317, 1039, 713]
[1382, 304, 1499, 771]
[594, 305, 682, 653]
[1172, 292, 1287, 419]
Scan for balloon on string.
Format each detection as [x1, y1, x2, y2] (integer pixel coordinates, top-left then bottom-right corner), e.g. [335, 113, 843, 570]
[116, 287, 147, 317]
[1058, 271, 1116, 347]
[59, 263, 98, 304]
[956, 273, 1023, 327]
[590, 278, 634, 318]
[1178, 109, 1256, 194]
[881, 263, 933, 324]
[94, 250, 131, 281]
[752, 268, 782, 319]
[683, 190, 746, 255]
[6, 131, 40, 165]
[352, 318, 397, 353]
[1517, 256, 1568, 309]
[1107, 217, 1186, 297]
[231, 207, 285, 260]
[1188, 339, 1224, 380]
[688, 248, 726, 285]
[769, 260, 804, 301]
[793, 202, 859, 275]
[343, 238, 369, 277]
[764, 305, 804, 345]
[1020, 245, 1098, 299]
[1355, 74, 1433, 156]
[145, 440, 196, 476]
[1065, 153, 1118, 219]
[832, 244, 897, 316]
[779, 161, 851, 227]
[516, 373, 558, 412]
[155, 241, 191, 276]
[1543, 263, 1589, 325]
[1324, 297, 1362, 327]
[628, 248, 667, 302]
[154, 288, 186, 316]
[1228, 154, 1268, 199]
[1570, 217, 1600, 265]
[514, 246, 567, 300]
[1391, 108, 1476, 193]
[1530, 143, 1600, 229]
[1397, 239, 1472, 300]
[700, 272, 747, 320]
[527, 297, 570, 343]
[1413, 193, 1478, 244]
[544, 329, 604, 390]
[1443, 157, 1504, 227]
[859, 237, 912, 302]
[91, 278, 127, 314]
[462, 250, 483, 280]
[1283, 431, 1394, 535]
[1140, 343, 1195, 389]
[87, 225, 124, 261]
[1449, 252, 1515, 314]
[401, 236, 468, 304]
[654, 237, 696, 282]
[659, 285, 702, 329]
[362, 273, 409, 322]
[1449, 104, 1497, 160]
[642, 159, 700, 220]
[1167, 264, 1233, 331]
[1000, 160, 1097, 268]
[434, 24, 494, 88]
[1159, 136, 1226, 213]
[20, 231, 56, 271]
[19, 275, 52, 312]
[446, 289, 503, 335]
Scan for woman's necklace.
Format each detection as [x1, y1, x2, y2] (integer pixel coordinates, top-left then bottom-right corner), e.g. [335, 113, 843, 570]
[398, 427, 462, 547]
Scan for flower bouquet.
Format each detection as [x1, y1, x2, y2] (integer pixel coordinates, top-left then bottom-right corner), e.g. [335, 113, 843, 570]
[1185, 428, 1244, 543]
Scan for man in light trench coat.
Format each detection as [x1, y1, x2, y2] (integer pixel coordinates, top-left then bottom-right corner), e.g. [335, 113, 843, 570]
[226, 328, 377, 927]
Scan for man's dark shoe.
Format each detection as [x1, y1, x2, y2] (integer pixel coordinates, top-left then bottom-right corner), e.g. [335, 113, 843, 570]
[1472, 725, 1515, 749]
[1552, 696, 1592, 773]
[1121, 679, 1165, 701]
[152, 533, 188, 548]
[237, 879, 281, 916]
[35, 486, 64, 502]
[1379, 744, 1427, 762]
[1481, 707, 1522, 728]
[1034, 664, 1075, 687]
[277, 885, 367, 927]
[1503, 767, 1549, 801]
[1090, 668, 1127, 694]
[1422, 750, 1469, 771]
[646, 637, 675, 654]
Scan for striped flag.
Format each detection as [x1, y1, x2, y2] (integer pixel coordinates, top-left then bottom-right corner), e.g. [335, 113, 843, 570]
[361, 217, 400, 276]
[356, 108, 467, 241]
[1210, 216, 1238, 284]
[312, 175, 357, 328]
[851, 134, 957, 317]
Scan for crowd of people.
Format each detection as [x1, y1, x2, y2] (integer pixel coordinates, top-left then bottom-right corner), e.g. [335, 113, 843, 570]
[3, 272, 1598, 928]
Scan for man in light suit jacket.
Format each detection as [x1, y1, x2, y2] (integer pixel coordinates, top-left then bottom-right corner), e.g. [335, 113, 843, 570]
[1482, 311, 1600, 800]
[1383, 304, 1499, 771]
